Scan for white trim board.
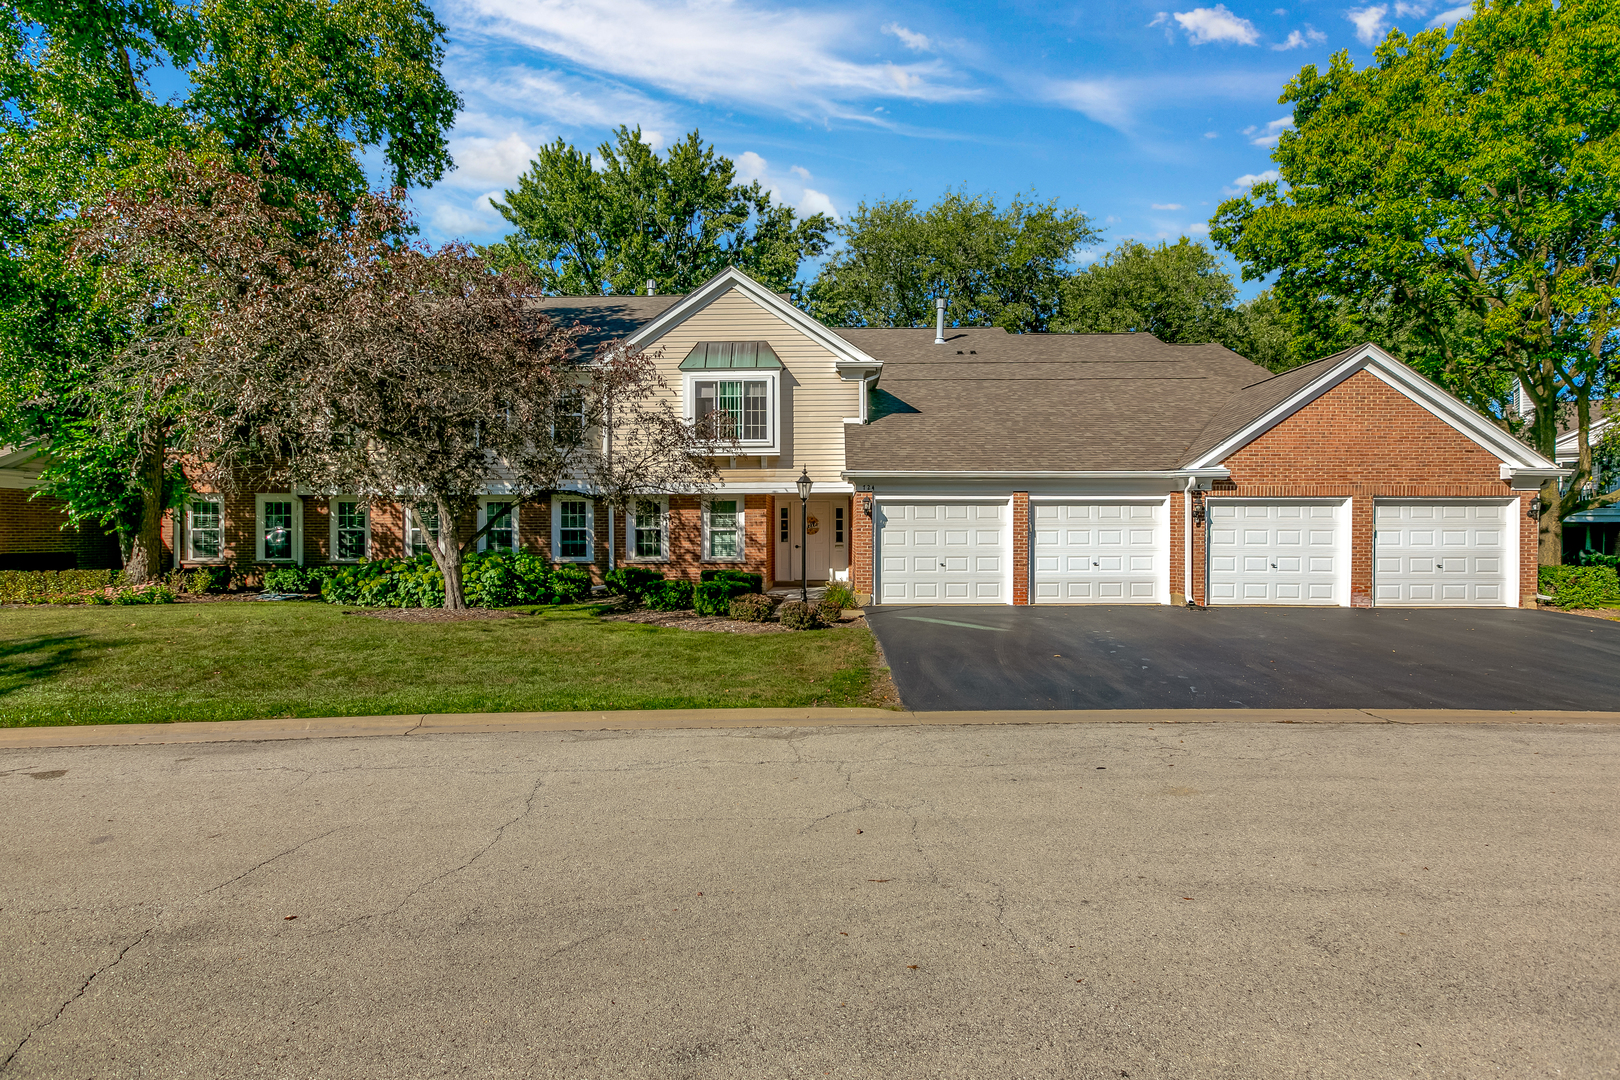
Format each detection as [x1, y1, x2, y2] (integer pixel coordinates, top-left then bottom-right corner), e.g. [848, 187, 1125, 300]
[1185, 344, 1560, 473]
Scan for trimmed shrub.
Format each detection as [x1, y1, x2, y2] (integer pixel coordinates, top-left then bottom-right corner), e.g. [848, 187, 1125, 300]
[1578, 550, 1620, 569]
[821, 581, 858, 610]
[729, 592, 777, 622]
[109, 583, 176, 605]
[262, 565, 317, 593]
[646, 578, 695, 611]
[1544, 564, 1620, 609]
[464, 550, 549, 607]
[694, 578, 751, 616]
[549, 563, 593, 604]
[605, 566, 665, 602]
[777, 599, 823, 630]
[699, 568, 764, 592]
[0, 569, 122, 605]
[816, 597, 844, 625]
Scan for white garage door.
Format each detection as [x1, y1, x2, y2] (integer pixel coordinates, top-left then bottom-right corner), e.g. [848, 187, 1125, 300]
[1209, 500, 1345, 605]
[876, 500, 1007, 604]
[1032, 500, 1163, 603]
[1374, 501, 1511, 607]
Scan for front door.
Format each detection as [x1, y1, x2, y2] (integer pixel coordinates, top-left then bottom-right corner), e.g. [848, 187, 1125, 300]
[775, 497, 850, 583]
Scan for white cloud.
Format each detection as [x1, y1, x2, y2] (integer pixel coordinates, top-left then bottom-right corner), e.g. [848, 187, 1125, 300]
[1152, 203, 1185, 210]
[1394, 1, 1429, 16]
[733, 151, 840, 221]
[452, 66, 677, 138]
[1243, 115, 1294, 147]
[883, 22, 931, 51]
[1204, 130, 1219, 138]
[1348, 5, 1390, 45]
[453, 0, 976, 122]
[427, 190, 506, 237]
[1043, 71, 1284, 132]
[1045, 80, 1134, 129]
[1272, 26, 1327, 49]
[1228, 169, 1282, 193]
[1185, 221, 1210, 235]
[445, 132, 535, 190]
[1173, 5, 1261, 45]
[1428, 3, 1472, 25]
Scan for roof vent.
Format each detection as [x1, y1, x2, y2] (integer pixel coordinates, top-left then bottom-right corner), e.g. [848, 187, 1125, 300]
[646, 279, 655, 295]
[934, 297, 946, 345]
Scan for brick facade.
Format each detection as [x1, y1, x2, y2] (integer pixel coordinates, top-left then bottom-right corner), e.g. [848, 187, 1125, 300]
[1011, 492, 1030, 605]
[1189, 370, 1537, 607]
[0, 489, 123, 570]
[851, 491, 874, 600]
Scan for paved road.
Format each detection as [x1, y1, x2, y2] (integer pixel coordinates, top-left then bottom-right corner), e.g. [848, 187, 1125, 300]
[4, 722, 1617, 1078]
[865, 605, 1620, 711]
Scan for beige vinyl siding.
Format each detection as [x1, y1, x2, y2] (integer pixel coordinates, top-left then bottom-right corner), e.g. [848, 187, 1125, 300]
[641, 288, 855, 486]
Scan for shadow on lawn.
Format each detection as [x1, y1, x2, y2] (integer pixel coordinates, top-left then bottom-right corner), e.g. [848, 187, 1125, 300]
[0, 633, 94, 697]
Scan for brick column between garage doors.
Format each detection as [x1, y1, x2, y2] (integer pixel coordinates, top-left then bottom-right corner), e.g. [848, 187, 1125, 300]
[1012, 491, 1030, 606]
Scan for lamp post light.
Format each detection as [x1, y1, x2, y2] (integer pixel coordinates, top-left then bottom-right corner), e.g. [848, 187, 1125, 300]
[796, 467, 813, 604]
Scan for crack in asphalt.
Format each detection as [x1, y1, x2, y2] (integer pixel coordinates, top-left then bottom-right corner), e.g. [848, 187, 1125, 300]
[1, 925, 154, 1074]
[333, 773, 548, 930]
[199, 827, 344, 897]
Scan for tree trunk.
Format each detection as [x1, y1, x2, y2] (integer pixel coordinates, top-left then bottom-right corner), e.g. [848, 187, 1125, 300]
[1538, 478, 1565, 568]
[432, 496, 467, 610]
[123, 430, 168, 583]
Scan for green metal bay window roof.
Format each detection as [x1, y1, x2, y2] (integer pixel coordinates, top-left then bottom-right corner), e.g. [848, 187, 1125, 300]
[678, 341, 784, 371]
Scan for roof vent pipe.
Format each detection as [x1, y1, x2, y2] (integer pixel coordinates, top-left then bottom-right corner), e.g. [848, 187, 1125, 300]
[646, 279, 655, 295]
[934, 297, 946, 345]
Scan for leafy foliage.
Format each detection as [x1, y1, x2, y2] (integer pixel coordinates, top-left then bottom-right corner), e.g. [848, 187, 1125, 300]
[777, 599, 823, 631]
[487, 126, 833, 298]
[0, 568, 121, 603]
[262, 565, 317, 593]
[821, 581, 858, 610]
[1056, 238, 1291, 370]
[604, 566, 665, 602]
[1538, 564, 1620, 609]
[808, 190, 1099, 333]
[644, 578, 695, 612]
[728, 593, 777, 622]
[698, 569, 764, 592]
[547, 564, 592, 605]
[315, 551, 561, 609]
[1210, 0, 1620, 560]
[693, 579, 751, 617]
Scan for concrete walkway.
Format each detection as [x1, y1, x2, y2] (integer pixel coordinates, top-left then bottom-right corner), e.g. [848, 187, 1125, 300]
[3, 705, 1619, 748]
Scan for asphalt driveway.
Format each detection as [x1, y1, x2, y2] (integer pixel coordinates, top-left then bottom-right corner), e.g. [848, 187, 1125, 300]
[865, 605, 1620, 711]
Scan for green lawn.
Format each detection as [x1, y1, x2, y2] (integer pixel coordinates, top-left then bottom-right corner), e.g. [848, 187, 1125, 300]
[0, 603, 881, 726]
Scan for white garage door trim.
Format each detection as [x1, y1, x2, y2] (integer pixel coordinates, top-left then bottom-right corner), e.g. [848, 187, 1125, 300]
[1207, 498, 1352, 607]
[1373, 498, 1518, 608]
[873, 496, 1013, 605]
[1029, 495, 1170, 604]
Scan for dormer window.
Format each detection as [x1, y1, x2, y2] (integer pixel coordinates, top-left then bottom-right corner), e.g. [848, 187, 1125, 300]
[680, 341, 782, 453]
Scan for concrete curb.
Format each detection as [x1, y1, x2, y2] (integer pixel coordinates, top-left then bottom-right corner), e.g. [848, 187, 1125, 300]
[3, 707, 1620, 748]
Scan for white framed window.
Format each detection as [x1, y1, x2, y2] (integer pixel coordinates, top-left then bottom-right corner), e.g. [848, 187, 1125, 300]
[703, 498, 745, 561]
[185, 499, 224, 562]
[552, 497, 593, 562]
[779, 505, 790, 544]
[834, 505, 846, 547]
[255, 494, 299, 563]
[329, 499, 370, 561]
[479, 499, 518, 552]
[551, 389, 586, 442]
[684, 373, 778, 452]
[407, 506, 439, 557]
[626, 498, 668, 561]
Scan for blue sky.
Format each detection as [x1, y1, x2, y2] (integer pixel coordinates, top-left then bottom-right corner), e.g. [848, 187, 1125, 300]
[414, 0, 1475, 295]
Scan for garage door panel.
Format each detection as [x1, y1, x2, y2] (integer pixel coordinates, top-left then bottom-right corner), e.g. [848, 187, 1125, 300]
[1374, 501, 1509, 607]
[1209, 501, 1344, 605]
[1032, 500, 1163, 604]
[876, 500, 1006, 604]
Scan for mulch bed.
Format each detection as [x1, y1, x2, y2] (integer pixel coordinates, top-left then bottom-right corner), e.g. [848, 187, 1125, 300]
[599, 607, 867, 635]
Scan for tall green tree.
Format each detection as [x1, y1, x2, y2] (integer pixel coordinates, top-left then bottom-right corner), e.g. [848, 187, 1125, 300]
[487, 126, 833, 297]
[1210, 0, 1620, 564]
[808, 191, 1097, 332]
[0, 0, 460, 579]
[1054, 237, 1291, 369]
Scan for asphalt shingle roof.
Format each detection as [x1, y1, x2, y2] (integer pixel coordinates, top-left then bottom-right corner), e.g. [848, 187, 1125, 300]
[528, 295, 683, 351]
[838, 327, 1272, 472]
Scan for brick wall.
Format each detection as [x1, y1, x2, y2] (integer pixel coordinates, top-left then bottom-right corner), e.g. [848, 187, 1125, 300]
[1169, 489, 1187, 606]
[1193, 369, 1537, 606]
[851, 491, 873, 600]
[1011, 492, 1030, 605]
[0, 489, 123, 570]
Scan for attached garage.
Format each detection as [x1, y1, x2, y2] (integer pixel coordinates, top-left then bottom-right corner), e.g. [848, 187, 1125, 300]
[1031, 499, 1166, 603]
[1208, 500, 1349, 606]
[1373, 500, 1513, 607]
[875, 499, 1008, 604]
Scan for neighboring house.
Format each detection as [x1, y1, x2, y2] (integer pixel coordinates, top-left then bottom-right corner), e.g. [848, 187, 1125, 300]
[0, 445, 122, 571]
[1553, 403, 1617, 558]
[0, 266, 1567, 605]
